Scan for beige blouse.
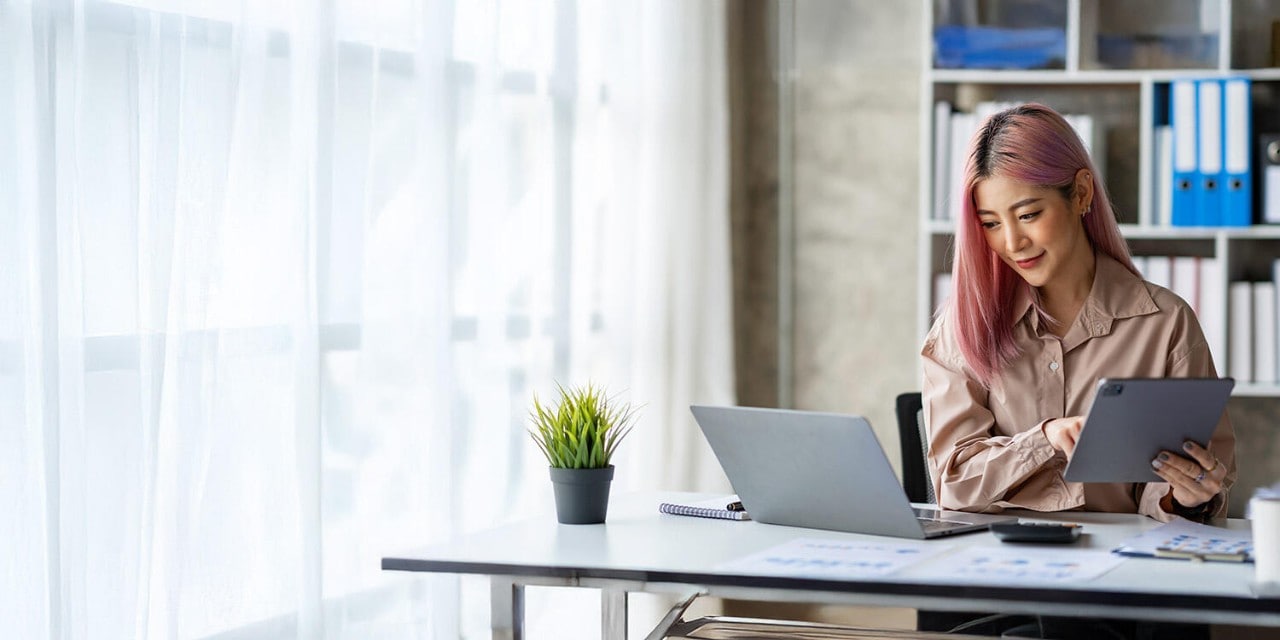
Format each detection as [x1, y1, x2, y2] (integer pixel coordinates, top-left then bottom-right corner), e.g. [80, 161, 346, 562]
[921, 253, 1236, 521]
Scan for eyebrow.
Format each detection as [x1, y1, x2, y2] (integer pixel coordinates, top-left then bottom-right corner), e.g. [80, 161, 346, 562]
[976, 196, 1043, 216]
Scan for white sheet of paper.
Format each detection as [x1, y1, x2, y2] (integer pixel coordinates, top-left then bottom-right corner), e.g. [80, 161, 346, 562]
[912, 546, 1126, 585]
[718, 537, 950, 579]
[1114, 517, 1253, 558]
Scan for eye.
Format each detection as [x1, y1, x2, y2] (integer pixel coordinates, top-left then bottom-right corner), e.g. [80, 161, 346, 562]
[1018, 211, 1042, 222]
[980, 220, 999, 230]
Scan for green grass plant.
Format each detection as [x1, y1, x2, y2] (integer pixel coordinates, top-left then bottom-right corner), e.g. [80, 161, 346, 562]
[529, 383, 638, 469]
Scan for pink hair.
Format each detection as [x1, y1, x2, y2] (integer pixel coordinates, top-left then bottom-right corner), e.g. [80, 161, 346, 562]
[947, 103, 1138, 387]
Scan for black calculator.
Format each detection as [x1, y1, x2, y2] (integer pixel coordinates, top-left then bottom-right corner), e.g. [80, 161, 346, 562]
[990, 522, 1082, 543]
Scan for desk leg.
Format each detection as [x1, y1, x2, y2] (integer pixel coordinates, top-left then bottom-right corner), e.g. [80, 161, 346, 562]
[602, 588, 627, 640]
[490, 578, 525, 640]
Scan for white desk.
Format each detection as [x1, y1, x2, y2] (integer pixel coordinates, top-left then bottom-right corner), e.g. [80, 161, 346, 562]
[382, 492, 1280, 639]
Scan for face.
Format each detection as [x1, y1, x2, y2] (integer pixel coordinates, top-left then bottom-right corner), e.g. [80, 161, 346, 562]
[973, 172, 1093, 290]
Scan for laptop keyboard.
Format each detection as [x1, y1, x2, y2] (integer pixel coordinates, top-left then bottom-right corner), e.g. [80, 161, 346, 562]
[917, 516, 972, 532]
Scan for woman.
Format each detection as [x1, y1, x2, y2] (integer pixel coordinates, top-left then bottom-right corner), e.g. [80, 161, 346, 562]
[921, 103, 1235, 522]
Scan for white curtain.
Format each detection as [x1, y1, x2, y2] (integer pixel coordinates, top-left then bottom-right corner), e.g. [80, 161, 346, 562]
[0, 0, 734, 637]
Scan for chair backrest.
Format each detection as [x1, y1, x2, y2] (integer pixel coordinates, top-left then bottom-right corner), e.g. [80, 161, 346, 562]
[895, 392, 935, 504]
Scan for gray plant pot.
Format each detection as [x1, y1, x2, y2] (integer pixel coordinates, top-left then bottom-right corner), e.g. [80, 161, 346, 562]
[549, 465, 615, 524]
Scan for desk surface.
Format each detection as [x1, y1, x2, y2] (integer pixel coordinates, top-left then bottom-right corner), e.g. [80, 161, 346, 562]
[383, 492, 1280, 626]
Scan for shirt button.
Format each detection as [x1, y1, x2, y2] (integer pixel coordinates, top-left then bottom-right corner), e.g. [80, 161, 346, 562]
[1049, 361, 1060, 372]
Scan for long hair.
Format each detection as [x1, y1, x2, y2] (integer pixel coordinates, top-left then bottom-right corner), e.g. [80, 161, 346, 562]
[948, 103, 1137, 387]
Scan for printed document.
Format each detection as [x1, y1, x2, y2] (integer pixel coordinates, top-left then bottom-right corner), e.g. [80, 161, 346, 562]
[912, 546, 1125, 585]
[718, 537, 949, 579]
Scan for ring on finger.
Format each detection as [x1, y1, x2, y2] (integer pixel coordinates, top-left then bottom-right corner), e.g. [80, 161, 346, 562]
[1195, 469, 1206, 483]
[1206, 457, 1220, 473]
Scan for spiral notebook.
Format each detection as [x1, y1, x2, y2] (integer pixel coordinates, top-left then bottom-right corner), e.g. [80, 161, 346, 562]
[1113, 517, 1252, 563]
[659, 495, 751, 521]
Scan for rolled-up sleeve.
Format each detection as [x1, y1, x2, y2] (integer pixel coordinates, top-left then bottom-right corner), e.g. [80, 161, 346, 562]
[922, 330, 1061, 513]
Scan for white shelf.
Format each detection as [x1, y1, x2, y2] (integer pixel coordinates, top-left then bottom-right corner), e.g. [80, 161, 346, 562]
[919, 0, 1280, 389]
[1118, 225, 1280, 240]
[931, 67, 1280, 85]
[925, 223, 1280, 239]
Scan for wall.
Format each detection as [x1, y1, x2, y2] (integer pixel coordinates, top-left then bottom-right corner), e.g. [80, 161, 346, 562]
[790, 0, 922, 471]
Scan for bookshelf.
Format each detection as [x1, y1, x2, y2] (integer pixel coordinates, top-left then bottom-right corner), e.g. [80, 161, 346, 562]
[918, 0, 1280, 396]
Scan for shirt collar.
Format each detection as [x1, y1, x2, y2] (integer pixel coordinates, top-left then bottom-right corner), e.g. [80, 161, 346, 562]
[1009, 252, 1158, 337]
[1079, 252, 1159, 337]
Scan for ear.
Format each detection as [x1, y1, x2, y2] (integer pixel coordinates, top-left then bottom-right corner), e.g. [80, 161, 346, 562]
[1074, 168, 1094, 215]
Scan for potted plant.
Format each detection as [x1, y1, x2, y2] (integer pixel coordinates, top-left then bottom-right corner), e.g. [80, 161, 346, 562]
[528, 382, 638, 524]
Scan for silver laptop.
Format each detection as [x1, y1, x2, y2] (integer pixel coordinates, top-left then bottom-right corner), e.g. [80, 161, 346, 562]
[689, 405, 1016, 539]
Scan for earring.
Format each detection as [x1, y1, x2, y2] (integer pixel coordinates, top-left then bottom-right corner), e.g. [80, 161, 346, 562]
[1083, 205, 1092, 216]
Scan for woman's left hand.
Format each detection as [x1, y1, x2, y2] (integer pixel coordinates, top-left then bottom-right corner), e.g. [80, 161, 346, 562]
[1151, 440, 1225, 509]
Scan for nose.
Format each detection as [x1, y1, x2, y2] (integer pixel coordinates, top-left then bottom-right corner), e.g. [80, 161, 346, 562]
[1002, 225, 1027, 254]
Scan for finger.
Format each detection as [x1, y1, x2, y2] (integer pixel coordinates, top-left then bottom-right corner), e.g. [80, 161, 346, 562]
[1152, 462, 1192, 491]
[1152, 466, 1213, 505]
[1180, 440, 1215, 468]
[1154, 451, 1202, 479]
[1163, 460, 1220, 501]
[1172, 451, 1224, 491]
[1152, 457, 1214, 499]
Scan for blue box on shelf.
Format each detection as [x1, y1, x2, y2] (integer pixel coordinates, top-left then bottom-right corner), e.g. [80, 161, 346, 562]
[1095, 33, 1218, 70]
[934, 25, 1066, 70]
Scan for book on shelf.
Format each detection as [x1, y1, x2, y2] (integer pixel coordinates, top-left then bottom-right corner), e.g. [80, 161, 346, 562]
[1171, 79, 1197, 227]
[933, 101, 952, 221]
[1145, 255, 1172, 290]
[1222, 78, 1252, 227]
[658, 495, 750, 521]
[1198, 78, 1224, 227]
[1064, 113, 1104, 180]
[947, 110, 976, 221]
[1254, 282, 1277, 385]
[1199, 258, 1227, 372]
[1230, 281, 1254, 383]
[1152, 125, 1173, 228]
[1274, 260, 1280, 381]
[1264, 134, 1280, 224]
[1170, 256, 1200, 316]
[1131, 256, 1148, 277]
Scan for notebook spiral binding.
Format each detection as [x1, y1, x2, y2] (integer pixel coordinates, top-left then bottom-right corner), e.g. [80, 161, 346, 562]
[658, 500, 750, 521]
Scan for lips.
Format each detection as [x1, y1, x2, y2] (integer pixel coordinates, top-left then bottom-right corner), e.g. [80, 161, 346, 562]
[1014, 253, 1044, 269]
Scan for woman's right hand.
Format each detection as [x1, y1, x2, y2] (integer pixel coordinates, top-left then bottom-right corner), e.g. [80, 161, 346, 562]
[1042, 416, 1084, 456]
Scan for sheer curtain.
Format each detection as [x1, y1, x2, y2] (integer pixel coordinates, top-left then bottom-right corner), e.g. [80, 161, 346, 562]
[0, 0, 733, 637]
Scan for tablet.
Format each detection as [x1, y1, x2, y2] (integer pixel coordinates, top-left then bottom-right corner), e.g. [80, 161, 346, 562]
[1062, 377, 1234, 483]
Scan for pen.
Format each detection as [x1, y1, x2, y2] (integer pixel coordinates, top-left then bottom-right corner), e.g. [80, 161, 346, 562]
[1154, 547, 1248, 563]
[726, 501, 745, 512]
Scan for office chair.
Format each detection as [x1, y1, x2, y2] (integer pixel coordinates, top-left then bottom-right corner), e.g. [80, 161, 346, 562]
[894, 392, 934, 504]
